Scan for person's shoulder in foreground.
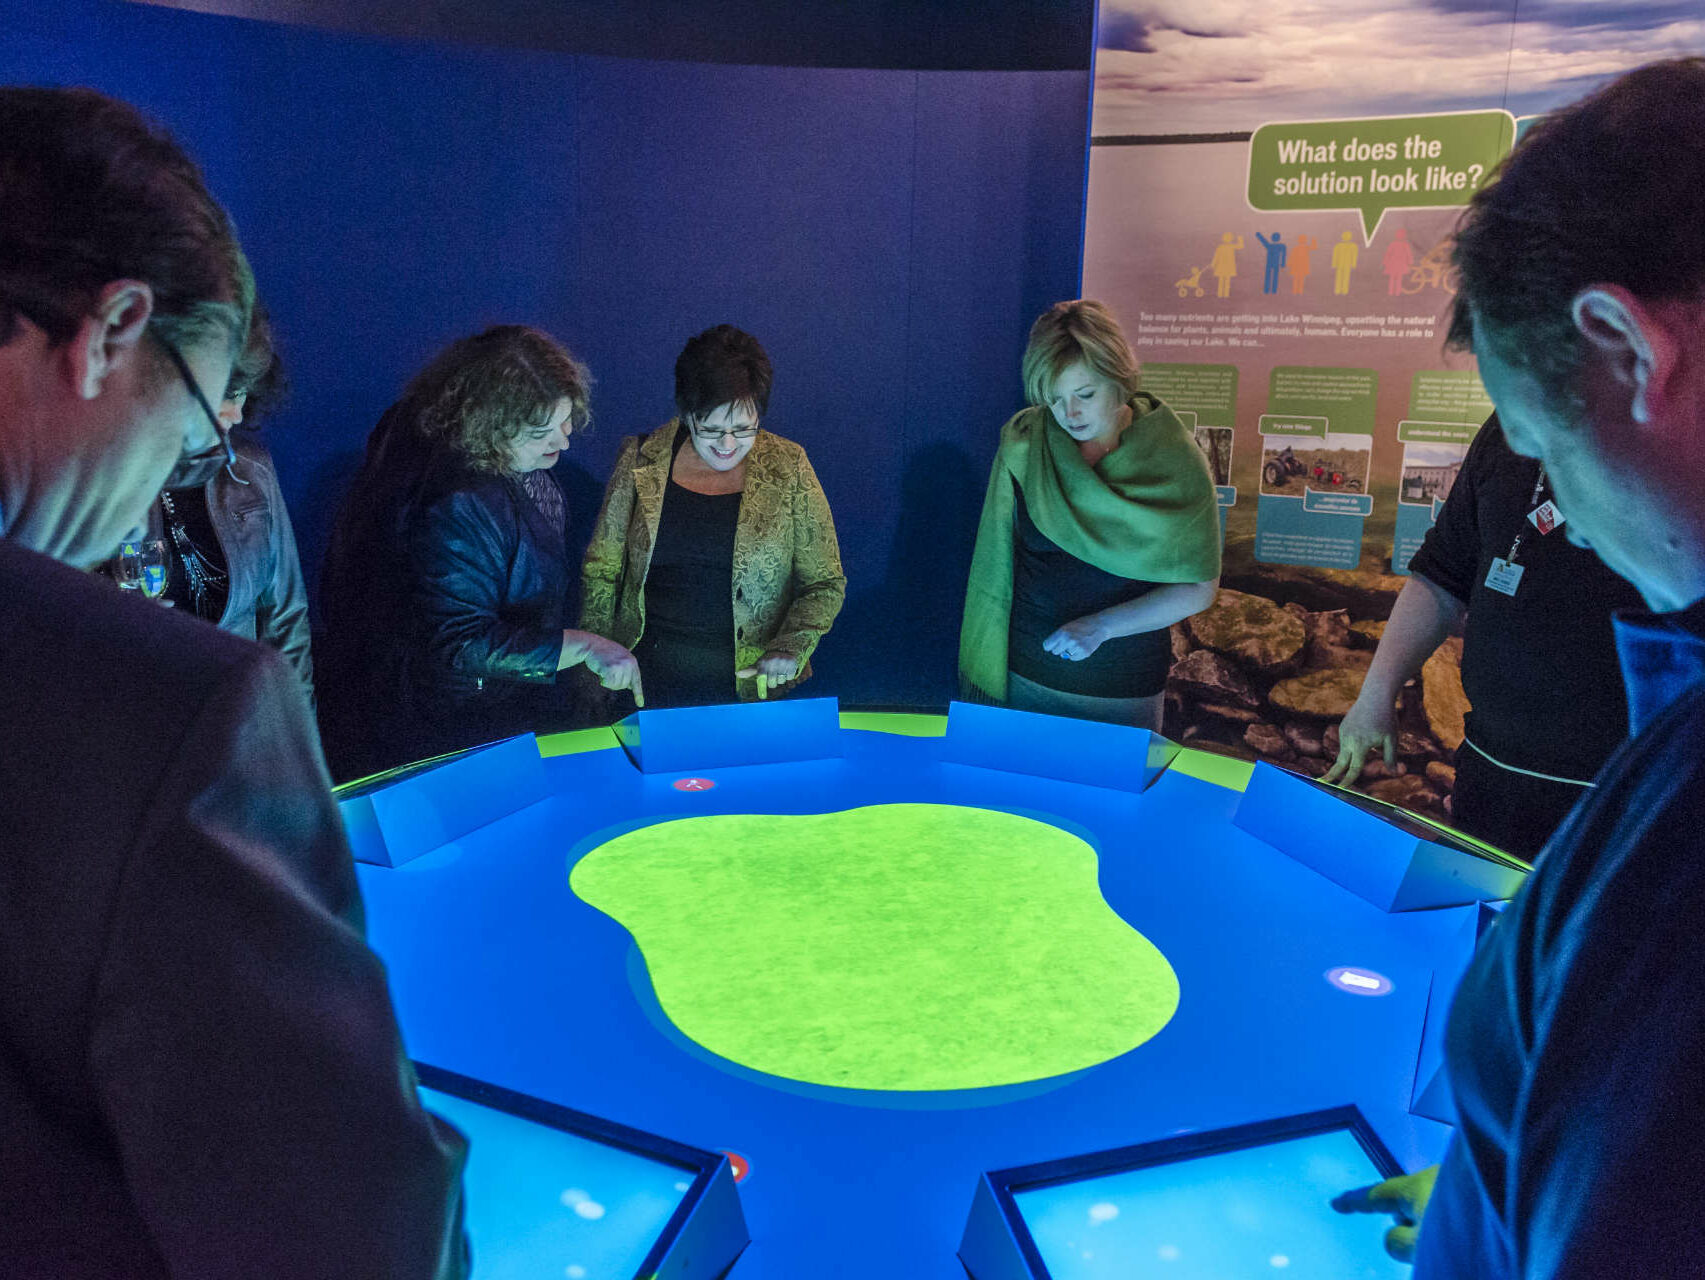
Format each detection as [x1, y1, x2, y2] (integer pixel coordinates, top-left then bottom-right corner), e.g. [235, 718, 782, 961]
[0, 81, 466, 1277]
[1406, 54, 1705, 1279]
[1419, 600, 1705, 1279]
[0, 536, 469, 1279]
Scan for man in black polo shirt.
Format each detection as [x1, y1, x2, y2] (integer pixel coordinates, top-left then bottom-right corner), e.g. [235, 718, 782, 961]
[1325, 413, 1643, 861]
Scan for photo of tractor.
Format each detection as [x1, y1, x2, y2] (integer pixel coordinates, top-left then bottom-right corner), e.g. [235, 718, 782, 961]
[1263, 445, 1306, 487]
[1259, 439, 1370, 497]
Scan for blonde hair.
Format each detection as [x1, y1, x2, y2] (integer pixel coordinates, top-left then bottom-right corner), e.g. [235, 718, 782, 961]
[1020, 299, 1139, 407]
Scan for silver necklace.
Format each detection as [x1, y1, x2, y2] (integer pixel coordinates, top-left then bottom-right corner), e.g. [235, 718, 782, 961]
[158, 489, 228, 619]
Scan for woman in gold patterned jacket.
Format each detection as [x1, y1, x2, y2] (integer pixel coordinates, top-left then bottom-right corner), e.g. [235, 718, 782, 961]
[581, 325, 845, 709]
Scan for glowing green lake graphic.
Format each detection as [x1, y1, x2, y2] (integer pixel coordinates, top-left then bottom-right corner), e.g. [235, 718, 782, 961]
[569, 804, 1180, 1092]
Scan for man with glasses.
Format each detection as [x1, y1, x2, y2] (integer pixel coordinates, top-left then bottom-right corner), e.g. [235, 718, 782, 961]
[0, 86, 467, 1278]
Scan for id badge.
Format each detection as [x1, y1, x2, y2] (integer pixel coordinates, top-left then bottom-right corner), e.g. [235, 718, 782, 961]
[1528, 501, 1564, 535]
[1485, 556, 1525, 597]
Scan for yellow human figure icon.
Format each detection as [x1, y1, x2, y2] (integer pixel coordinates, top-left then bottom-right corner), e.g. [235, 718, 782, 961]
[1210, 233, 1244, 299]
[1331, 231, 1359, 295]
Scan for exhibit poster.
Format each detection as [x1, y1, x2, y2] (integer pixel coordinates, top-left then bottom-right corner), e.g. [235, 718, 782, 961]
[1085, 0, 1702, 822]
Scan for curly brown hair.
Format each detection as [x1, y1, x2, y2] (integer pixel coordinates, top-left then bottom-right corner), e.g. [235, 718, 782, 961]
[394, 325, 591, 474]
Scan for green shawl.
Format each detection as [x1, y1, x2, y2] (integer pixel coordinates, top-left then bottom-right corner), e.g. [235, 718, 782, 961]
[958, 394, 1222, 702]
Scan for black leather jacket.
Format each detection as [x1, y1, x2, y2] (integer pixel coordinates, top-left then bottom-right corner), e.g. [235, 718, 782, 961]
[196, 436, 313, 693]
[319, 436, 574, 781]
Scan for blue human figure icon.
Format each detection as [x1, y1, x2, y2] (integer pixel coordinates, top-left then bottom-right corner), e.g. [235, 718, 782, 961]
[1255, 231, 1287, 295]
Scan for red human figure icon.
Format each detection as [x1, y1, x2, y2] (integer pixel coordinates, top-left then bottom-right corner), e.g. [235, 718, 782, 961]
[1383, 228, 1415, 296]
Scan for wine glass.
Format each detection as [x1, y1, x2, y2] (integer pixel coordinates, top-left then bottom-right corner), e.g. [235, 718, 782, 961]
[114, 538, 170, 600]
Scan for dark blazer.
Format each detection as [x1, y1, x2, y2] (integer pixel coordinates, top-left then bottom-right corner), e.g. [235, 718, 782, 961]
[0, 535, 467, 1279]
[319, 431, 575, 781]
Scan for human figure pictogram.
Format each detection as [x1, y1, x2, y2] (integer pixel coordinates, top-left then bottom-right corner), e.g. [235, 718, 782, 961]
[1331, 231, 1359, 295]
[1255, 231, 1287, 295]
[1383, 228, 1414, 296]
[1288, 234, 1318, 295]
[1210, 232, 1244, 299]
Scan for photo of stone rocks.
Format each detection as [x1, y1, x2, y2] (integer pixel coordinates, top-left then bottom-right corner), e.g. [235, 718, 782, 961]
[1164, 578, 1464, 826]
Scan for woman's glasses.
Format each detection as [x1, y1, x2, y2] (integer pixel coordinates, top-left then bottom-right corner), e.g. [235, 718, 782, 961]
[688, 417, 759, 442]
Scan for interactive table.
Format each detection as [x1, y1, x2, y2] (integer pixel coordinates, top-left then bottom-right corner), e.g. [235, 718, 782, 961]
[348, 703, 1505, 1278]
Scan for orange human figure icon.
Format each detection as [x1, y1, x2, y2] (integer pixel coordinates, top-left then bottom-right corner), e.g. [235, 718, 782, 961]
[1383, 228, 1415, 296]
[1331, 231, 1359, 295]
[1288, 234, 1318, 295]
[1210, 233, 1244, 299]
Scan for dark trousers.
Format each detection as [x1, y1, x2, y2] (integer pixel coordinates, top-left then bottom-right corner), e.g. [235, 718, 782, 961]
[1452, 741, 1595, 864]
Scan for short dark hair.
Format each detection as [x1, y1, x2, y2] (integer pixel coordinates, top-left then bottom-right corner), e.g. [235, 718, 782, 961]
[674, 325, 773, 422]
[0, 86, 250, 356]
[1448, 57, 1705, 393]
[392, 325, 591, 474]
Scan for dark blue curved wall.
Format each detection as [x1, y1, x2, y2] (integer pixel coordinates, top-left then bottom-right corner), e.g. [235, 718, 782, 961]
[3, 0, 1091, 706]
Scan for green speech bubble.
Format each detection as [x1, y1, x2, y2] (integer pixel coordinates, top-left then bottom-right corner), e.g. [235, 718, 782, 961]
[1257, 413, 1327, 439]
[1397, 419, 1479, 445]
[1247, 111, 1515, 242]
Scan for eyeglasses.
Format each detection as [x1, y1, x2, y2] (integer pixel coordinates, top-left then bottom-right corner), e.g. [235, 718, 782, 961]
[156, 335, 248, 487]
[688, 418, 759, 441]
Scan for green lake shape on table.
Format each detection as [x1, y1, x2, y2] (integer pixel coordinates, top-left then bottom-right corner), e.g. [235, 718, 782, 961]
[569, 803, 1180, 1093]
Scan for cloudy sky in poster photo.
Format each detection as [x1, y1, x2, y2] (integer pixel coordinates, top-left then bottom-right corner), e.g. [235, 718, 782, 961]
[1092, 0, 1705, 135]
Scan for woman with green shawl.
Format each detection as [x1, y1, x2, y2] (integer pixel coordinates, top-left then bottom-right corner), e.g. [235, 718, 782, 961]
[959, 300, 1221, 731]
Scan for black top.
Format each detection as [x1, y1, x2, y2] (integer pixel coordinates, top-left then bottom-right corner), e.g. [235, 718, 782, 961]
[1418, 597, 1705, 1277]
[159, 485, 230, 622]
[1406, 417, 1643, 779]
[1007, 483, 1171, 697]
[635, 445, 741, 706]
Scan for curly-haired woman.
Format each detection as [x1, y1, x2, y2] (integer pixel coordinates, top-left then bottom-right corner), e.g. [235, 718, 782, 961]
[581, 324, 844, 709]
[319, 325, 639, 780]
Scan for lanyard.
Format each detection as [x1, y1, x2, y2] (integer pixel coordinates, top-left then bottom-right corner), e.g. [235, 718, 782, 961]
[1504, 465, 1548, 566]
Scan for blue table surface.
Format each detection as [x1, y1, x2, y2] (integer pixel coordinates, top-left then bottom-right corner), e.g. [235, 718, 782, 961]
[417, 1085, 692, 1280]
[356, 724, 1469, 1279]
[1016, 1128, 1411, 1280]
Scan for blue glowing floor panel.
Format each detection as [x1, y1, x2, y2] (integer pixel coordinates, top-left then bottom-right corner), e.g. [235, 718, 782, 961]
[355, 724, 1475, 1278]
[418, 1085, 690, 1280]
[1016, 1129, 1409, 1280]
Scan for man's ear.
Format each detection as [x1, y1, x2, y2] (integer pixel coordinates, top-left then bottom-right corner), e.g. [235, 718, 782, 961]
[1572, 285, 1671, 425]
[68, 280, 154, 401]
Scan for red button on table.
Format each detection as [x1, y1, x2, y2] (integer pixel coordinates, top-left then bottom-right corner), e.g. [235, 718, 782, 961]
[672, 777, 716, 792]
